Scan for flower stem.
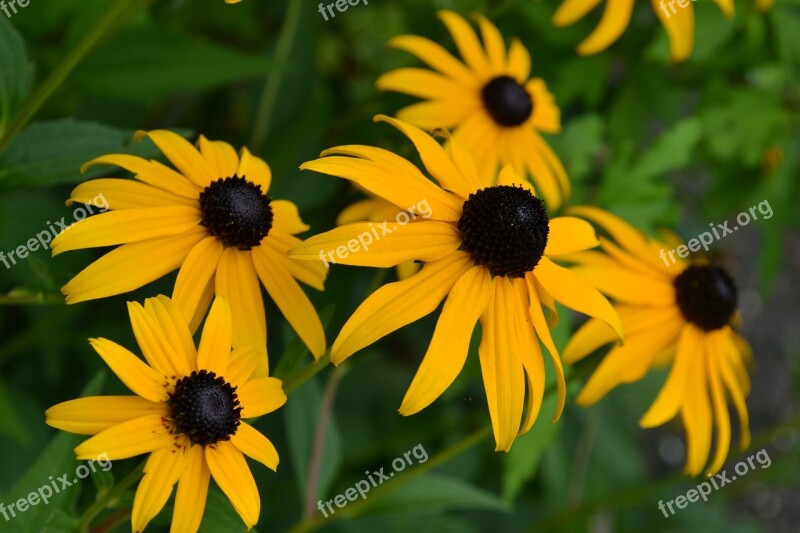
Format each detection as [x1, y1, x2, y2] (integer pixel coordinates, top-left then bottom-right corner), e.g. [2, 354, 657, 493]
[77, 460, 145, 533]
[0, 0, 143, 154]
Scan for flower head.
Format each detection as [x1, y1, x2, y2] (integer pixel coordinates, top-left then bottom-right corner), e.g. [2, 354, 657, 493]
[52, 132, 327, 374]
[46, 296, 286, 532]
[377, 10, 569, 210]
[291, 116, 623, 452]
[562, 207, 751, 476]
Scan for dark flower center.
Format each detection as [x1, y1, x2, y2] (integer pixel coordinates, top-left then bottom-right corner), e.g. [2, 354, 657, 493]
[481, 76, 533, 127]
[168, 370, 242, 446]
[458, 185, 549, 278]
[674, 264, 738, 331]
[199, 176, 273, 250]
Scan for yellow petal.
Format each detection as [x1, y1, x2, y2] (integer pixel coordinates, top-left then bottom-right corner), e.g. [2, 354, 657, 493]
[67, 178, 197, 209]
[89, 338, 168, 402]
[534, 257, 623, 339]
[640, 324, 699, 427]
[681, 344, 712, 476]
[524, 278, 565, 421]
[238, 377, 287, 418]
[396, 100, 480, 130]
[515, 283, 546, 434]
[577, 0, 635, 56]
[331, 252, 473, 364]
[506, 38, 531, 83]
[705, 334, 732, 475]
[652, 0, 695, 62]
[474, 14, 506, 73]
[718, 342, 751, 449]
[215, 249, 268, 374]
[227, 346, 263, 388]
[238, 146, 271, 193]
[51, 206, 200, 255]
[128, 300, 193, 378]
[46, 396, 167, 435]
[206, 441, 260, 529]
[197, 297, 233, 376]
[478, 277, 526, 452]
[62, 226, 206, 304]
[376, 115, 477, 199]
[74, 414, 172, 460]
[400, 266, 491, 415]
[301, 155, 463, 222]
[376, 68, 474, 101]
[570, 264, 676, 306]
[131, 445, 188, 533]
[135, 130, 215, 188]
[289, 220, 461, 268]
[81, 154, 200, 199]
[545, 217, 599, 256]
[252, 245, 325, 359]
[172, 444, 210, 533]
[444, 134, 483, 195]
[231, 422, 279, 471]
[562, 317, 617, 364]
[144, 295, 198, 373]
[263, 230, 327, 291]
[438, 10, 490, 77]
[172, 236, 224, 328]
[553, 0, 603, 26]
[386, 34, 477, 87]
[198, 135, 239, 179]
[271, 199, 310, 234]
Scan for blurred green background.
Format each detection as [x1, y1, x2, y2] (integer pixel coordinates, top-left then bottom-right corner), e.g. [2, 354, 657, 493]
[0, 0, 798, 531]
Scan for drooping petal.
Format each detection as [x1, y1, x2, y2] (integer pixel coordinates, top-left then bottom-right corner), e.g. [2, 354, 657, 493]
[46, 396, 167, 435]
[252, 245, 326, 359]
[88, 338, 168, 402]
[74, 415, 173, 460]
[331, 252, 473, 364]
[652, 0, 695, 62]
[171, 444, 211, 533]
[681, 343, 712, 476]
[131, 445, 188, 533]
[576, 0, 635, 56]
[62, 226, 206, 304]
[206, 441, 260, 529]
[172, 236, 224, 329]
[231, 422, 279, 471]
[552, 0, 603, 26]
[706, 333, 732, 475]
[524, 279, 565, 421]
[238, 377, 287, 419]
[400, 266, 491, 415]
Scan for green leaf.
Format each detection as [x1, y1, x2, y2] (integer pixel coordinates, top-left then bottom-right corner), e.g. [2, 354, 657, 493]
[0, 119, 191, 190]
[0, 15, 33, 133]
[359, 473, 509, 517]
[284, 376, 342, 503]
[198, 487, 255, 533]
[0, 378, 32, 445]
[2, 372, 105, 533]
[69, 28, 272, 104]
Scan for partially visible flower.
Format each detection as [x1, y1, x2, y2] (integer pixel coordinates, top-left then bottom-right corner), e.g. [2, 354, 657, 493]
[552, 0, 740, 62]
[562, 207, 751, 476]
[52, 132, 327, 375]
[377, 10, 569, 210]
[292, 116, 622, 452]
[46, 296, 286, 532]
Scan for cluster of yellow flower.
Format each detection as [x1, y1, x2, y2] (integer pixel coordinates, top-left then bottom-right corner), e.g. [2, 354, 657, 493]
[44, 9, 760, 532]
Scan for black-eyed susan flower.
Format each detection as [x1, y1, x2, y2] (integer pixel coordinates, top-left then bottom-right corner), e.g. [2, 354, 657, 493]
[561, 207, 751, 476]
[290, 116, 623, 452]
[376, 10, 569, 210]
[52, 132, 327, 375]
[46, 296, 286, 532]
[552, 0, 738, 62]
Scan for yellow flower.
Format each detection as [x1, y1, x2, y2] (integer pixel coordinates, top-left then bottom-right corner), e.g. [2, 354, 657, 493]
[552, 0, 737, 62]
[562, 207, 751, 476]
[46, 296, 286, 532]
[52, 132, 327, 375]
[376, 10, 569, 210]
[291, 116, 623, 452]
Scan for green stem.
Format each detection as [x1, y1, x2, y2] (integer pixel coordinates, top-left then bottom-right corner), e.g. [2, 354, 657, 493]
[249, 0, 305, 151]
[77, 460, 145, 533]
[0, 0, 142, 154]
